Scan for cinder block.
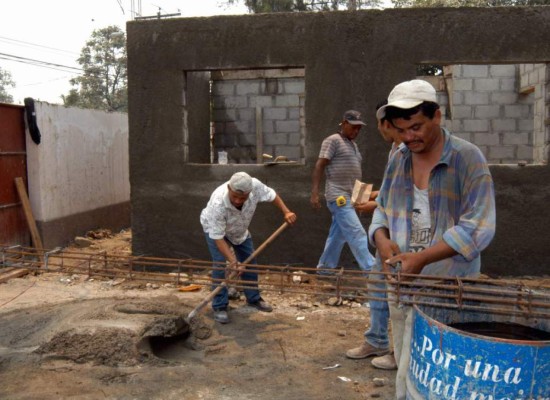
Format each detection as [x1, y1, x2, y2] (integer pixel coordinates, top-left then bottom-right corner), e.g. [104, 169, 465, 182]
[464, 92, 489, 105]
[489, 65, 517, 77]
[238, 108, 255, 121]
[212, 82, 235, 96]
[213, 109, 237, 122]
[273, 145, 301, 161]
[451, 119, 463, 132]
[461, 65, 489, 78]
[239, 133, 257, 146]
[262, 120, 275, 134]
[264, 107, 287, 120]
[500, 77, 516, 91]
[219, 95, 248, 109]
[502, 132, 530, 146]
[289, 107, 300, 120]
[474, 105, 501, 119]
[276, 120, 300, 133]
[284, 79, 305, 94]
[250, 96, 275, 108]
[225, 120, 251, 134]
[454, 132, 472, 143]
[452, 92, 463, 105]
[519, 118, 534, 131]
[489, 145, 515, 160]
[453, 78, 473, 91]
[236, 81, 261, 96]
[492, 119, 517, 132]
[474, 78, 500, 91]
[288, 132, 301, 146]
[264, 133, 289, 146]
[464, 119, 489, 132]
[504, 104, 531, 119]
[473, 133, 500, 146]
[516, 145, 534, 162]
[491, 92, 518, 105]
[452, 105, 473, 119]
[275, 95, 300, 107]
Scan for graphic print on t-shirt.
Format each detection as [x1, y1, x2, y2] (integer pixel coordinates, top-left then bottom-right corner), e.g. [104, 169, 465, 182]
[409, 186, 432, 253]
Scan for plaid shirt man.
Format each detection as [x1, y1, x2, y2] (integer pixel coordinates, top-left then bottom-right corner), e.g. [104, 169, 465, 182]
[369, 128, 496, 277]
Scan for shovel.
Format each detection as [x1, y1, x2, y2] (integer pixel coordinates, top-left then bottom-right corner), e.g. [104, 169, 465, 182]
[186, 221, 289, 322]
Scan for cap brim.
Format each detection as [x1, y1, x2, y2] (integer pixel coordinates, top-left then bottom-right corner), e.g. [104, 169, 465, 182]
[376, 99, 424, 120]
[347, 120, 366, 126]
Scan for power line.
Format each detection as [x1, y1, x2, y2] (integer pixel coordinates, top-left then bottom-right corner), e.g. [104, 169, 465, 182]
[0, 52, 82, 74]
[0, 35, 79, 56]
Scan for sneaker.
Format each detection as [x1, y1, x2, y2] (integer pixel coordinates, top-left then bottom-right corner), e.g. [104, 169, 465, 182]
[213, 309, 229, 324]
[372, 354, 397, 370]
[345, 342, 390, 359]
[247, 298, 273, 312]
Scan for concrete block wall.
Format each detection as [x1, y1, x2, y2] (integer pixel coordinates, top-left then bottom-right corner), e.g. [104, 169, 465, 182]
[212, 76, 306, 164]
[439, 64, 536, 165]
[520, 63, 549, 163]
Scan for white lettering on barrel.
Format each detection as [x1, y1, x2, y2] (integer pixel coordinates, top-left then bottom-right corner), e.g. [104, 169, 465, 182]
[421, 335, 432, 356]
[503, 367, 522, 384]
[464, 360, 482, 379]
[465, 362, 523, 384]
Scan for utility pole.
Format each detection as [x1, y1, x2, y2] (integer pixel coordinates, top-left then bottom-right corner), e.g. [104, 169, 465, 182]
[134, 5, 181, 20]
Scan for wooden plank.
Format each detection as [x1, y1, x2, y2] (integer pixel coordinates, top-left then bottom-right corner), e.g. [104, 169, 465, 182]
[0, 268, 29, 283]
[256, 106, 263, 164]
[14, 177, 43, 250]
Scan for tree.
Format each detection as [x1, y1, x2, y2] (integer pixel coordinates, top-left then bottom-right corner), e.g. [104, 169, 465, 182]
[63, 26, 127, 112]
[391, 0, 548, 7]
[0, 67, 15, 104]
[222, 0, 383, 13]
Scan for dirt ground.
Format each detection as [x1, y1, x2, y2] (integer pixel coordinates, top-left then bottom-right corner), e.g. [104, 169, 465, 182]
[0, 230, 397, 400]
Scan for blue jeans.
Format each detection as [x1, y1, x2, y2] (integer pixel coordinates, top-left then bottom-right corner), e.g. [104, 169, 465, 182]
[317, 197, 376, 273]
[365, 262, 390, 348]
[205, 234, 261, 311]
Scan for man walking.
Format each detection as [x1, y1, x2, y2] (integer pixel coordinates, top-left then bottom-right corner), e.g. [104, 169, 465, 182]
[200, 171, 297, 324]
[366, 80, 496, 398]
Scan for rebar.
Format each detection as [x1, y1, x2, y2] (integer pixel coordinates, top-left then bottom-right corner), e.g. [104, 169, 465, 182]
[1, 244, 549, 319]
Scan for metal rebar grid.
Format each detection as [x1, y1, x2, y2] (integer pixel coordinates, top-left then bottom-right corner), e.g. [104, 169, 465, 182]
[2, 245, 550, 319]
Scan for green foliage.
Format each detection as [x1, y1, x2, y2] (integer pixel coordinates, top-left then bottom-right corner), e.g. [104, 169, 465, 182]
[391, 0, 548, 7]
[62, 26, 127, 112]
[223, 0, 383, 13]
[0, 67, 15, 104]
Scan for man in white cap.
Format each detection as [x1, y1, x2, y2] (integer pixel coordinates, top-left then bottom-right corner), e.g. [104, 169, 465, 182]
[311, 110, 377, 278]
[359, 80, 495, 398]
[200, 171, 297, 324]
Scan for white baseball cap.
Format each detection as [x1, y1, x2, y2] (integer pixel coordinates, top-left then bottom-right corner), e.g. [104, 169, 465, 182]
[376, 80, 437, 120]
[229, 172, 253, 193]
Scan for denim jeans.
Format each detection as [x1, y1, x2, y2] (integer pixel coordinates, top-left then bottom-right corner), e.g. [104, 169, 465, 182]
[317, 197, 376, 273]
[205, 234, 261, 310]
[364, 264, 390, 349]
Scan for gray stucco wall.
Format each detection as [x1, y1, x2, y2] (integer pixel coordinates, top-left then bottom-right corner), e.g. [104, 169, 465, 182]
[127, 7, 550, 276]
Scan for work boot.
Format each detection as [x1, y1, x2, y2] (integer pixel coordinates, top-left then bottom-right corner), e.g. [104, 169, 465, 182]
[247, 297, 273, 312]
[371, 353, 397, 370]
[213, 309, 229, 324]
[345, 342, 390, 359]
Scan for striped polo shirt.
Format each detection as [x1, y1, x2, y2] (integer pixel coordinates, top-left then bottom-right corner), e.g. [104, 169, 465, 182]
[319, 133, 362, 202]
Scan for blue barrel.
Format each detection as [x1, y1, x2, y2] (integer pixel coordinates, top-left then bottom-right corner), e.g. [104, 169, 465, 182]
[407, 289, 550, 399]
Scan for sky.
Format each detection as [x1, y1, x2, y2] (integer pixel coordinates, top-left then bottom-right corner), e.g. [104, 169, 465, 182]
[0, 0, 248, 105]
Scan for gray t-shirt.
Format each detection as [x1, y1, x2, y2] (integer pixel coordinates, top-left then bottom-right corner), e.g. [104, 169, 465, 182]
[319, 133, 362, 202]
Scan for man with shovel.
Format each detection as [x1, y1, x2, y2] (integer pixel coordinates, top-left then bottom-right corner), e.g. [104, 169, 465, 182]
[200, 171, 297, 324]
